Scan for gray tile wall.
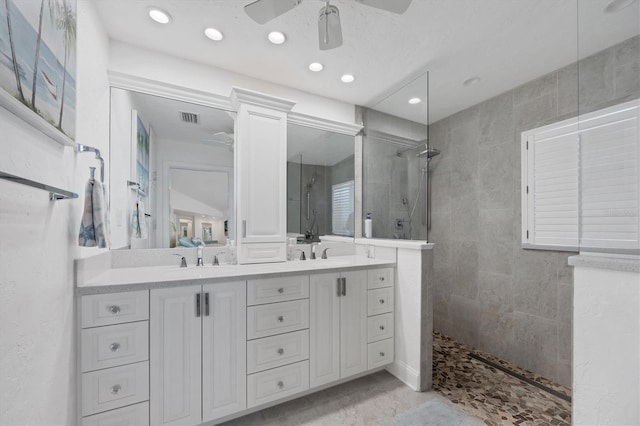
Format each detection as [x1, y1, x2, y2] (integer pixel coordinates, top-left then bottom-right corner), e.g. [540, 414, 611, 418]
[428, 36, 639, 387]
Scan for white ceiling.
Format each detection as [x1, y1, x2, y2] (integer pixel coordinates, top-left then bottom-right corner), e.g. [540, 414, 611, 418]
[95, 0, 639, 124]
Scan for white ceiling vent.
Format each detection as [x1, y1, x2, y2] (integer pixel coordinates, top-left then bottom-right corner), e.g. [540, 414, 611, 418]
[179, 111, 199, 124]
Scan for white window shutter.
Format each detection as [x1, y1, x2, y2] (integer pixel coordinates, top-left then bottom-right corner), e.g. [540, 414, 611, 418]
[579, 105, 639, 251]
[331, 180, 354, 237]
[522, 99, 639, 253]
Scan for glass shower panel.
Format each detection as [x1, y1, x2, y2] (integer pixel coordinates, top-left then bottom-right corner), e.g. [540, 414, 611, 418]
[577, 0, 640, 254]
[362, 73, 429, 240]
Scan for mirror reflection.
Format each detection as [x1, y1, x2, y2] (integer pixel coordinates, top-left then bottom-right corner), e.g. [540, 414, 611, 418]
[109, 88, 234, 249]
[287, 124, 355, 242]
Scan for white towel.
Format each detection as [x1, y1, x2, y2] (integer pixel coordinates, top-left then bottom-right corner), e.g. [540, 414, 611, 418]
[79, 179, 111, 248]
[131, 199, 148, 239]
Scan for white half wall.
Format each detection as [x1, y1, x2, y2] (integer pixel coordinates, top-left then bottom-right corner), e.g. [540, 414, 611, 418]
[572, 262, 640, 425]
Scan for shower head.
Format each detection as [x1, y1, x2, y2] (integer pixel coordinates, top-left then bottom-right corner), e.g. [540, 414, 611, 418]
[416, 146, 441, 159]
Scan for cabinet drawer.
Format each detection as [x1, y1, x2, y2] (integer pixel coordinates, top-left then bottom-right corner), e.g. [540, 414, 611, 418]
[368, 338, 394, 370]
[81, 361, 149, 417]
[367, 287, 393, 316]
[82, 291, 149, 328]
[248, 275, 309, 305]
[81, 321, 148, 372]
[367, 268, 394, 289]
[247, 299, 309, 339]
[82, 401, 149, 426]
[247, 360, 310, 408]
[367, 313, 394, 343]
[247, 329, 309, 374]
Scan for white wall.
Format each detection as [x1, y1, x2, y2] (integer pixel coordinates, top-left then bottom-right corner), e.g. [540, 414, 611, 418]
[0, 1, 110, 424]
[108, 41, 355, 124]
[573, 264, 640, 425]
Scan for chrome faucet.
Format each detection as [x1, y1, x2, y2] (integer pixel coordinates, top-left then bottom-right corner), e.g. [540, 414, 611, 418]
[196, 245, 204, 267]
[321, 248, 330, 259]
[298, 249, 306, 260]
[174, 254, 187, 268]
[212, 255, 219, 266]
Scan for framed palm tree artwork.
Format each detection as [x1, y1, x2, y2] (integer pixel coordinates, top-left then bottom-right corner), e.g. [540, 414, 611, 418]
[0, 0, 76, 147]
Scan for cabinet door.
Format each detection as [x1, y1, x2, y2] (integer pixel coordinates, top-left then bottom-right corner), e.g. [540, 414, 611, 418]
[309, 272, 341, 388]
[202, 281, 247, 422]
[340, 270, 368, 379]
[150, 286, 202, 426]
[236, 103, 287, 245]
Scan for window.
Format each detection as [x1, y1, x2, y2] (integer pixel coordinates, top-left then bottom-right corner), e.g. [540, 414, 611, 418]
[331, 180, 355, 236]
[522, 99, 639, 253]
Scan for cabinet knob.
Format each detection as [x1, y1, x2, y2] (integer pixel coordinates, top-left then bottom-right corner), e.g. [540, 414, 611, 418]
[278, 288, 284, 294]
[110, 384, 122, 395]
[109, 342, 120, 352]
[277, 348, 284, 355]
[277, 315, 284, 322]
[107, 305, 121, 314]
[379, 325, 385, 331]
[380, 276, 385, 281]
[379, 352, 385, 357]
[277, 381, 284, 389]
[379, 299, 385, 304]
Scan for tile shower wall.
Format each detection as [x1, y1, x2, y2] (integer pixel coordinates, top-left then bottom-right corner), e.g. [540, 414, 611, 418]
[428, 36, 639, 387]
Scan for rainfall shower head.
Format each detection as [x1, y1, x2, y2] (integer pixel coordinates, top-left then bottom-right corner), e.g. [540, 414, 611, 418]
[416, 146, 441, 159]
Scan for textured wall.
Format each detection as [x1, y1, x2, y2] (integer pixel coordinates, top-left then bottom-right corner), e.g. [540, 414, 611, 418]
[428, 36, 639, 387]
[0, 2, 110, 424]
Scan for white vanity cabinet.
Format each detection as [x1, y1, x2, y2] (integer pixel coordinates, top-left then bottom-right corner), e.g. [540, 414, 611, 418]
[309, 270, 369, 388]
[78, 291, 150, 425]
[232, 88, 295, 264]
[150, 281, 246, 426]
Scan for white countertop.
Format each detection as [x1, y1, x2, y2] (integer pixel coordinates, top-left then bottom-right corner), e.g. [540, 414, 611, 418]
[77, 255, 396, 294]
[354, 238, 434, 250]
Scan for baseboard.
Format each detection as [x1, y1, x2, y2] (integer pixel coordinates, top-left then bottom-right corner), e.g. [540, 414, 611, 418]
[386, 360, 420, 390]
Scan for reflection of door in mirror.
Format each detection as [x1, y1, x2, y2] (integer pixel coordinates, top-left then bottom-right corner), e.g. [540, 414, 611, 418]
[287, 124, 355, 242]
[169, 168, 230, 248]
[109, 87, 235, 249]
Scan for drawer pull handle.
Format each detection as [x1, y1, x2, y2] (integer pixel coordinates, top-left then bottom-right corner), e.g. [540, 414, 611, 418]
[110, 384, 122, 395]
[379, 325, 385, 331]
[379, 352, 385, 357]
[379, 299, 385, 304]
[277, 348, 284, 355]
[380, 277, 385, 281]
[277, 315, 284, 322]
[277, 381, 284, 389]
[107, 305, 121, 314]
[109, 342, 121, 352]
[278, 288, 284, 294]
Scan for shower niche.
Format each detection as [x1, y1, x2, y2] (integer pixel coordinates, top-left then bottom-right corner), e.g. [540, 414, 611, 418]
[287, 124, 355, 242]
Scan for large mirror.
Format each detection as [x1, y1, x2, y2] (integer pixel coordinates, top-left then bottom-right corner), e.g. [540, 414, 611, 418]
[109, 88, 234, 250]
[287, 124, 355, 243]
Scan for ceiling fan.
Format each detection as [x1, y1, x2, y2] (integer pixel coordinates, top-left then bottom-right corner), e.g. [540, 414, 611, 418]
[244, 0, 413, 50]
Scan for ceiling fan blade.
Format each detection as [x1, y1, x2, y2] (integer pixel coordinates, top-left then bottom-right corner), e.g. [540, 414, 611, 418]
[355, 0, 412, 14]
[244, 0, 303, 24]
[318, 4, 343, 50]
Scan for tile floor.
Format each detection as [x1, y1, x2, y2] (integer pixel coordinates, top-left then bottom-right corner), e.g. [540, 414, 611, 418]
[221, 333, 572, 425]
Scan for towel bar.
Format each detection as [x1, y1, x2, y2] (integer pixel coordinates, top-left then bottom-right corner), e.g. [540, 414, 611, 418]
[0, 171, 78, 201]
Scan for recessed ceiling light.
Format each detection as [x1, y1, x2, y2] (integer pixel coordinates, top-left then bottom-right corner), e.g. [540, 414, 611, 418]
[268, 31, 286, 45]
[148, 8, 171, 24]
[341, 74, 355, 83]
[604, 0, 637, 12]
[408, 97, 422, 105]
[463, 77, 481, 86]
[309, 62, 324, 72]
[204, 27, 223, 41]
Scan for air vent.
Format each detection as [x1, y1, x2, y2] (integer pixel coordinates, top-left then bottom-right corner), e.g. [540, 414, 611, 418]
[179, 111, 199, 124]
